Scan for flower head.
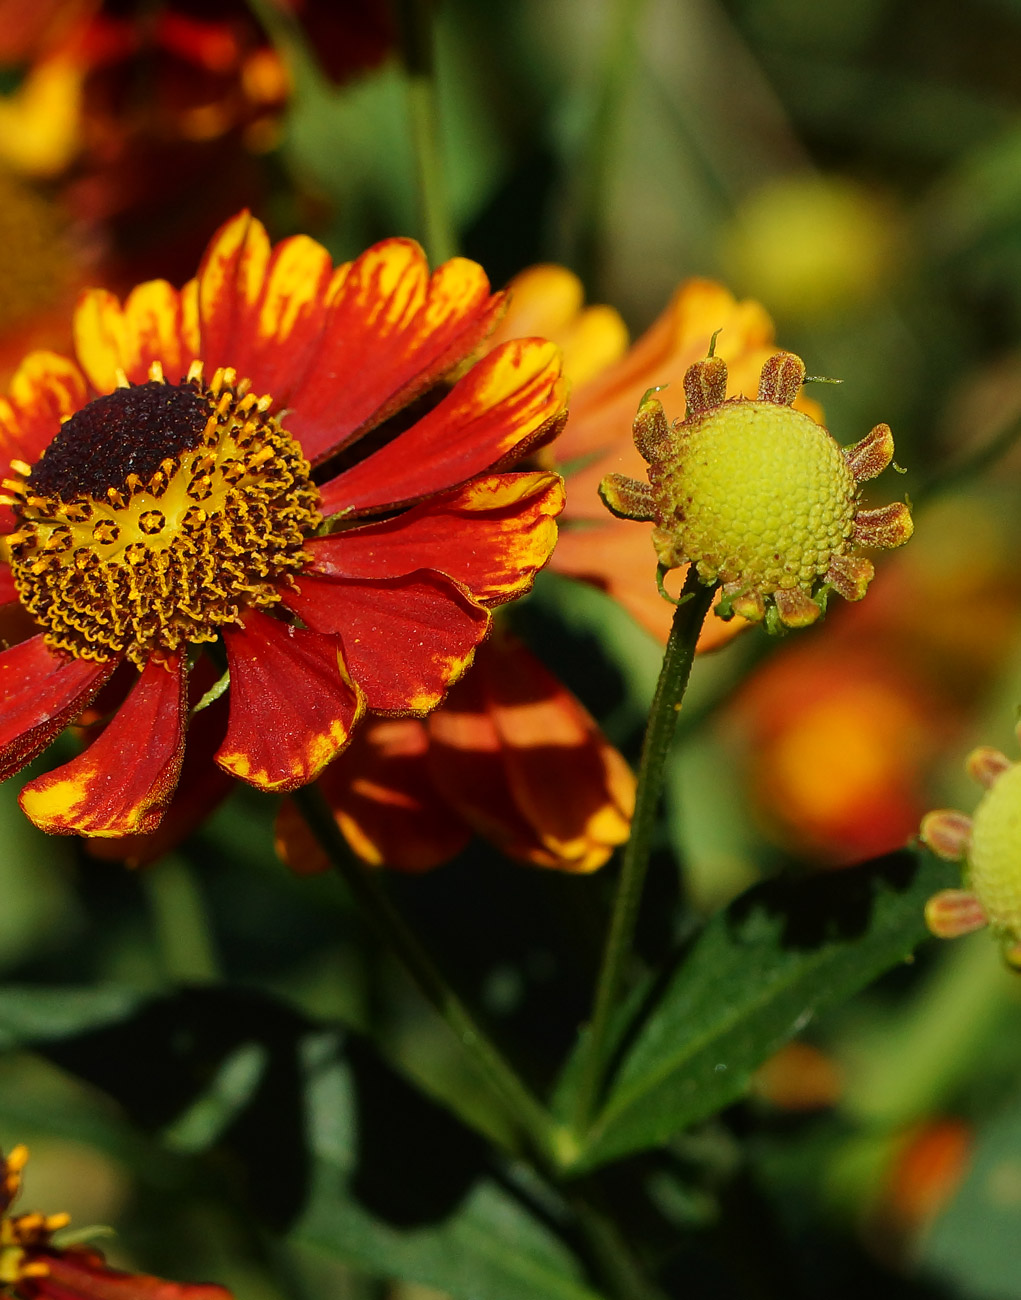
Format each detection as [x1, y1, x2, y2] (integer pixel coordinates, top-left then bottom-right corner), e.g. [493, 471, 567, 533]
[0, 1144, 230, 1300]
[486, 270, 824, 649]
[920, 732, 1021, 967]
[600, 348, 913, 632]
[0, 212, 567, 838]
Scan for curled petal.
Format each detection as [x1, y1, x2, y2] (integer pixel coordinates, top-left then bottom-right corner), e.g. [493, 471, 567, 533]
[758, 351, 805, 405]
[216, 610, 364, 792]
[306, 471, 564, 605]
[844, 423, 894, 482]
[965, 746, 1012, 790]
[683, 356, 728, 415]
[919, 809, 973, 861]
[925, 888, 987, 939]
[774, 587, 822, 628]
[282, 571, 490, 715]
[319, 338, 568, 515]
[276, 719, 471, 874]
[854, 501, 913, 550]
[632, 393, 671, 465]
[0, 636, 117, 782]
[598, 474, 657, 522]
[19, 655, 187, 836]
[825, 553, 874, 602]
[427, 636, 635, 871]
[727, 587, 766, 623]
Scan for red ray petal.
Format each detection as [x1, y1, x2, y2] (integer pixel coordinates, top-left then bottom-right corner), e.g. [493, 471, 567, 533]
[306, 471, 563, 605]
[220, 234, 336, 402]
[216, 610, 364, 792]
[195, 211, 272, 375]
[282, 571, 489, 715]
[0, 636, 117, 782]
[74, 280, 200, 391]
[87, 662, 233, 867]
[30, 1249, 231, 1300]
[428, 636, 634, 871]
[319, 338, 567, 515]
[19, 655, 188, 836]
[284, 241, 503, 463]
[1, 353, 88, 531]
[276, 718, 471, 874]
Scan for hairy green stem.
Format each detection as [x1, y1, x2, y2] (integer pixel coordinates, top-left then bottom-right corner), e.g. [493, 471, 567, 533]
[571, 0, 648, 283]
[571, 569, 715, 1139]
[143, 855, 220, 983]
[291, 784, 564, 1167]
[570, 1191, 670, 1300]
[394, 0, 456, 264]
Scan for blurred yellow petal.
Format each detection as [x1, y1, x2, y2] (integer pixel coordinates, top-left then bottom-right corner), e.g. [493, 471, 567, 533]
[0, 54, 83, 178]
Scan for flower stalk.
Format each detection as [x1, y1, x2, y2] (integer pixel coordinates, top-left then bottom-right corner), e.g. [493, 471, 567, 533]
[570, 566, 716, 1140]
[290, 783, 565, 1168]
[395, 0, 456, 265]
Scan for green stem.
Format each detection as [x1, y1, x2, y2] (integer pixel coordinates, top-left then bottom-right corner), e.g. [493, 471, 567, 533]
[571, 0, 648, 283]
[571, 570, 715, 1139]
[143, 855, 220, 983]
[290, 784, 564, 1168]
[570, 1191, 669, 1300]
[394, 0, 456, 265]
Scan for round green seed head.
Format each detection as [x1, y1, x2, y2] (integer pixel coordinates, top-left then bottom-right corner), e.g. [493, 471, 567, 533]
[967, 761, 1021, 940]
[654, 400, 857, 594]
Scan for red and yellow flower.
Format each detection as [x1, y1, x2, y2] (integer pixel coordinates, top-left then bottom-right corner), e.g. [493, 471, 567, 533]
[0, 1144, 230, 1300]
[278, 267, 818, 874]
[0, 211, 568, 838]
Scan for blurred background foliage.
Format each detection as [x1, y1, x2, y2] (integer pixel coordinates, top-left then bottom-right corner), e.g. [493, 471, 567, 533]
[5, 0, 1021, 1297]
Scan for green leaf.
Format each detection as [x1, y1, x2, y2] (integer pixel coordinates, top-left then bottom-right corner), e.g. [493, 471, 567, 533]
[0, 985, 603, 1298]
[0, 986, 148, 1048]
[292, 1032, 606, 1300]
[575, 850, 958, 1170]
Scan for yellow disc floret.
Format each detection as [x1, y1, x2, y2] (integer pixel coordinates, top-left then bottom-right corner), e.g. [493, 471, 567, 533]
[599, 347, 913, 632]
[965, 761, 1021, 940]
[5, 361, 321, 667]
[657, 400, 857, 595]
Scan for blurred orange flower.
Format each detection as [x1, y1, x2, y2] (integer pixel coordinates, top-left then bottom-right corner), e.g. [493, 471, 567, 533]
[0, 0, 393, 281]
[733, 646, 941, 865]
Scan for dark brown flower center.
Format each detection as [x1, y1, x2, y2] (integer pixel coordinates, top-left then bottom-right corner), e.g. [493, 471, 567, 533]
[29, 381, 210, 502]
[7, 364, 321, 666]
